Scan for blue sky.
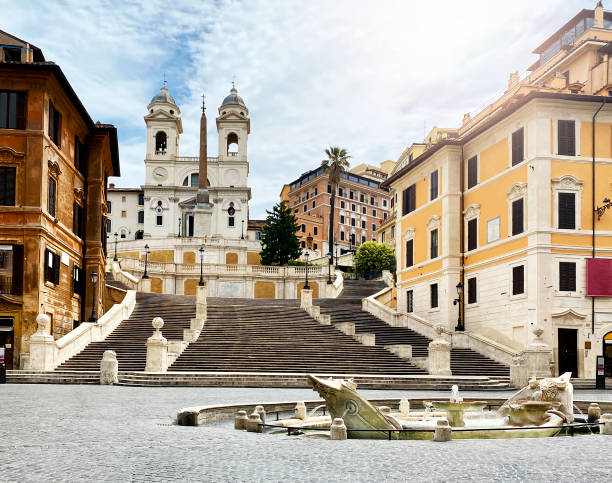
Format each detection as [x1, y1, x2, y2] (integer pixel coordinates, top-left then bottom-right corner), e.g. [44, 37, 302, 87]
[3, 0, 589, 218]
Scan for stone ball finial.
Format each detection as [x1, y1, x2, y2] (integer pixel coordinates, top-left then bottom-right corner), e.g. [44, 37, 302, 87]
[102, 350, 117, 360]
[152, 317, 164, 330]
[36, 313, 50, 332]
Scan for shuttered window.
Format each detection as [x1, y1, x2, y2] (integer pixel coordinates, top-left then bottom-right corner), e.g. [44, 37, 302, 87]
[74, 137, 87, 177]
[467, 156, 478, 189]
[467, 218, 478, 251]
[73, 265, 85, 296]
[512, 265, 525, 295]
[402, 184, 416, 215]
[558, 120, 575, 156]
[511, 128, 524, 166]
[467, 277, 477, 304]
[48, 177, 57, 218]
[512, 198, 524, 235]
[73, 202, 84, 239]
[430, 228, 438, 259]
[406, 290, 414, 313]
[559, 262, 576, 291]
[44, 249, 61, 285]
[558, 192, 575, 229]
[406, 239, 414, 267]
[430, 170, 438, 200]
[0, 90, 26, 129]
[48, 101, 62, 148]
[430, 283, 438, 308]
[0, 166, 16, 206]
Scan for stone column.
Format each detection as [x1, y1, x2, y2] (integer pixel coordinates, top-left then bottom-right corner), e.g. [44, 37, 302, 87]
[145, 317, 168, 372]
[330, 418, 348, 440]
[100, 350, 118, 385]
[28, 314, 56, 371]
[510, 356, 528, 388]
[428, 325, 451, 376]
[300, 289, 313, 309]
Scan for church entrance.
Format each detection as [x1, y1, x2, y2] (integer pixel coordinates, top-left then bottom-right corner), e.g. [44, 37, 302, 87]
[0, 317, 14, 370]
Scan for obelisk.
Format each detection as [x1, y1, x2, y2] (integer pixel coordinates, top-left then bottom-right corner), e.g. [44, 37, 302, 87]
[193, 93, 213, 237]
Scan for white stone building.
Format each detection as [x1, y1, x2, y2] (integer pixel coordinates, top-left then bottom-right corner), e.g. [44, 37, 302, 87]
[106, 187, 144, 240]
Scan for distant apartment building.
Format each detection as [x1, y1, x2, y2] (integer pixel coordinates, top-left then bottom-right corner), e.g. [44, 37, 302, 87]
[106, 185, 145, 240]
[282, 162, 391, 257]
[384, 3, 612, 379]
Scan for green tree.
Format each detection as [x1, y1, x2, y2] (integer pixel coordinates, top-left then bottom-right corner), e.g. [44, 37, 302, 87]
[355, 241, 396, 278]
[321, 146, 350, 257]
[259, 202, 302, 265]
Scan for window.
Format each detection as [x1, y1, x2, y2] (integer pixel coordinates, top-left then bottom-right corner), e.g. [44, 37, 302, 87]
[467, 218, 477, 251]
[361, 220, 366, 229]
[370, 196, 375, 206]
[313, 226, 318, 235]
[372, 209, 377, 217]
[512, 128, 524, 166]
[362, 206, 366, 214]
[301, 241, 306, 248]
[467, 277, 477, 304]
[303, 204, 307, 213]
[255, 231, 261, 240]
[402, 184, 416, 215]
[313, 243, 318, 250]
[430, 228, 438, 259]
[138, 193, 144, 205]
[430, 170, 438, 200]
[340, 231, 345, 241]
[340, 201, 345, 209]
[107, 201, 111, 213]
[73, 203, 84, 239]
[512, 265, 524, 295]
[156, 215, 163, 226]
[72, 265, 84, 296]
[430, 283, 438, 308]
[48, 101, 62, 148]
[339, 188, 344, 197]
[48, 177, 57, 218]
[406, 290, 413, 313]
[511, 198, 524, 235]
[350, 233, 356, 246]
[327, 184, 331, 194]
[558, 120, 575, 156]
[361, 235, 366, 244]
[340, 215, 345, 224]
[312, 200, 315, 209]
[382, 199, 387, 208]
[349, 191, 354, 200]
[372, 223, 376, 231]
[351, 218, 356, 227]
[301, 224, 306, 233]
[120, 230, 126, 239]
[121, 196, 126, 203]
[383, 213, 387, 220]
[228, 217, 235, 227]
[406, 239, 414, 267]
[0, 166, 16, 206]
[558, 192, 575, 229]
[106, 219, 111, 233]
[467, 156, 478, 189]
[44, 249, 60, 284]
[138, 211, 144, 224]
[351, 204, 356, 211]
[360, 194, 365, 202]
[391, 225, 395, 239]
[314, 187, 317, 195]
[155, 131, 167, 154]
[0, 90, 26, 129]
[559, 262, 576, 291]
[121, 210, 127, 218]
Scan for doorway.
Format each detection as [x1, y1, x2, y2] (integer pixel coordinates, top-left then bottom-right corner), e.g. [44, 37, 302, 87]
[0, 317, 14, 370]
[187, 215, 194, 237]
[558, 328, 578, 377]
[604, 331, 612, 378]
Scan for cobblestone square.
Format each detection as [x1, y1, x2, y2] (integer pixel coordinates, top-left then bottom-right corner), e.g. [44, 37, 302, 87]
[1, 384, 611, 482]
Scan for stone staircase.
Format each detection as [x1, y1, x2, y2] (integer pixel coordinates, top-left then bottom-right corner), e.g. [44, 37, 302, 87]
[56, 293, 195, 371]
[105, 272, 130, 291]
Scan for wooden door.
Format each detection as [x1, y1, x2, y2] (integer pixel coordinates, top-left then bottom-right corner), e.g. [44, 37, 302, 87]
[558, 328, 578, 377]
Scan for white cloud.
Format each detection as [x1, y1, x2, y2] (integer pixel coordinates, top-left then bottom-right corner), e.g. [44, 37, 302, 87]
[3, 0, 587, 217]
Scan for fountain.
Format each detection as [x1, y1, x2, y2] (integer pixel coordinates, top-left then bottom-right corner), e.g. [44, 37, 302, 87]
[423, 384, 487, 427]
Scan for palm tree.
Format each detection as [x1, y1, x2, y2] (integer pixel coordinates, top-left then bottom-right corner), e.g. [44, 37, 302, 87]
[321, 146, 350, 262]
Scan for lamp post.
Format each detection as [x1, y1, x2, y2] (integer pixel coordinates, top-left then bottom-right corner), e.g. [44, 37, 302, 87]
[334, 242, 339, 269]
[113, 232, 118, 261]
[241, 220, 245, 240]
[354, 255, 359, 281]
[304, 252, 310, 290]
[453, 281, 464, 331]
[89, 271, 98, 322]
[198, 246, 205, 286]
[327, 252, 333, 284]
[142, 244, 150, 279]
[178, 217, 182, 237]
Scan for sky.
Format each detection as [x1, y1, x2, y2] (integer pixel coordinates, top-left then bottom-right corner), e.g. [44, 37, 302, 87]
[2, 0, 591, 218]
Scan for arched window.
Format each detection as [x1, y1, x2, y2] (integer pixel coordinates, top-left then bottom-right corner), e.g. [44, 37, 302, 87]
[182, 173, 199, 187]
[228, 202, 235, 227]
[120, 229, 127, 239]
[227, 132, 238, 156]
[155, 132, 167, 154]
[135, 230, 144, 240]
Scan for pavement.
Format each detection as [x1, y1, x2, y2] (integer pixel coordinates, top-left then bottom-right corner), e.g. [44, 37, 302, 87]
[1, 384, 611, 482]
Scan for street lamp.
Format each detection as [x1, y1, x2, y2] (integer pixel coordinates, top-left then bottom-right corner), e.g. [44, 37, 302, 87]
[304, 252, 310, 290]
[354, 255, 359, 281]
[178, 217, 182, 237]
[327, 252, 333, 284]
[113, 232, 118, 261]
[142, 244, 150, 279]
[89, 271, 98, 322]
[241, 220, 245, 240]
[334, 242, 339, 269]
[453, 281, 464, 332]
[198, 246, 205, 286]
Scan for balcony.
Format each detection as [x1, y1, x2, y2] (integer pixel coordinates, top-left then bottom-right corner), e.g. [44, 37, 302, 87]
[0, 276, 20, 296]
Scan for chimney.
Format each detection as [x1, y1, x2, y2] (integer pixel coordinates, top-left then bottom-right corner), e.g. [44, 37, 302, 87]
[508, 72, 520, 90]
[196, 94, 210, 204]
[595, 1, 604, 28]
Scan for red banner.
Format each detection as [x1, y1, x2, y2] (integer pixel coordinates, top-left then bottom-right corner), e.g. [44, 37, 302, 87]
[586, 258, 612, 297]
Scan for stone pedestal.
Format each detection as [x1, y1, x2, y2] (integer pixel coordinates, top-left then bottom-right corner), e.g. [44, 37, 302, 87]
[196, 284, 207, 321]
[139, 277, 151, 293]
[28, 314, 56, 371]
[510, 356, 528, 388]
[100, 350, 118, 385]
[354, 333, 375, 346]
[399, 398, 410, 415]
[335, 322, 355, 336]
[193, 206, 213, 237]
[428, 340, 451, 376]
[523, 346, 553, 379]
[330, 418, 347, 440]
[234, 410, 248, 430]
[300, 289, 313, 309]
[295, 401, 307, 420]
[246, 412, 262, 432]
[145, 317, 168, 372]
[601, 413, 612, 435]
[317, 314, 331, 325]
[433, 418, 452, 442]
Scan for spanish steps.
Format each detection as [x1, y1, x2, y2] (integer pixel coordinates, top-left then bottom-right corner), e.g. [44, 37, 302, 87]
[56, 280, 509, 380]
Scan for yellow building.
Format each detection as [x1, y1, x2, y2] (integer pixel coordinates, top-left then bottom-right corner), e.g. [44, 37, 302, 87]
[384, 3, 612, 379]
